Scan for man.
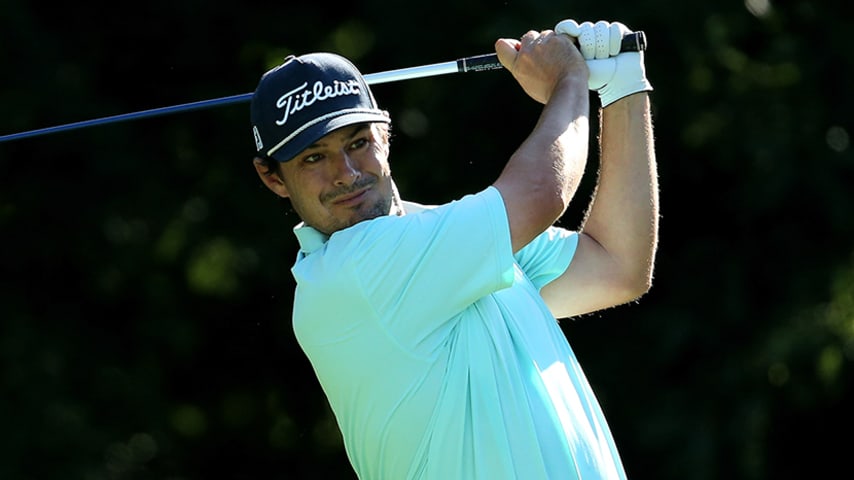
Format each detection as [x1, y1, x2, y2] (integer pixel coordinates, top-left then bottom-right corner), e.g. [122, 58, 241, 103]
[250, 18, 658, 480]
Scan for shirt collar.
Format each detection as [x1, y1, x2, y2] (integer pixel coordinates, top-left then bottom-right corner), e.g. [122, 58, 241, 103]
[293, 222, 329, 255]
[292, 199, 431, 255]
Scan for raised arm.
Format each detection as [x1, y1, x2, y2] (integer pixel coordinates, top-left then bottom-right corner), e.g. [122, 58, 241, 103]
[492, 30, 591, 253]
[541, 21, 659, 318]
[542, 92, 658, 318]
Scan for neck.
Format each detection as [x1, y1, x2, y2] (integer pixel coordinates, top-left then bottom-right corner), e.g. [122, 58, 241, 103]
[389, 180, 406, 216]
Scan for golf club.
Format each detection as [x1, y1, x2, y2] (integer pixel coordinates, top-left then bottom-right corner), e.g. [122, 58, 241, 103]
[0, 31, 646, 143]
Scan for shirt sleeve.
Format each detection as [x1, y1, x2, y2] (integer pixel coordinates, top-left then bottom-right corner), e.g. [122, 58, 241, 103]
[513, 226, 579, 291]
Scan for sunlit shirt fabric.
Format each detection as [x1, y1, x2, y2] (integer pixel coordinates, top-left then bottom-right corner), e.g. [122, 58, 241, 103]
[291, 186, 626, 480]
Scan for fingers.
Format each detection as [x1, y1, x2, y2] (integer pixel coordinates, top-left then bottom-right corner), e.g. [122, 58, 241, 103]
[496, 29, 582, 104]
[555, 19, 631, 60]
[594, 21, 610, 59]
[554, 19, 581, 37]
[494, 31, 540, 71]
[501, 30, 566, 56]
[609, 22, 630, 56]
[494, 38, 521, 69]
[579, 21, 605, 60]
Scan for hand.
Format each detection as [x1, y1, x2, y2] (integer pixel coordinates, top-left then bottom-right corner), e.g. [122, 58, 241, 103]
[495, 30, 588, 104]
[555, 19, 653, 107]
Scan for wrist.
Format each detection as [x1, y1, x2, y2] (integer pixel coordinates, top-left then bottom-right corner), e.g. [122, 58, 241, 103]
[597, 52, 652, 107]
[551, 74, 589, 101]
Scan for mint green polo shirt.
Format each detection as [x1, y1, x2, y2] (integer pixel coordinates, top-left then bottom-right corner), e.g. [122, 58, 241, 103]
[291, 186, 626, 480]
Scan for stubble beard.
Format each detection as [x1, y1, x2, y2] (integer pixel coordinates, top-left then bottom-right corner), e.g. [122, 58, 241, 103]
[315, 176, 395, 235]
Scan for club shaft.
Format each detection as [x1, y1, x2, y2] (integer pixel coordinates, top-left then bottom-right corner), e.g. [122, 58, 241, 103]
[0, 32, 645, 143]
[0, 94, 254, 143]
[0, 60, 488, 143]
[365, 53, 504, 85]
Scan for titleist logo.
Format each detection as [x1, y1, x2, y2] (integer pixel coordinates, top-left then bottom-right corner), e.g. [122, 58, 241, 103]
[275, 79, 361, 126]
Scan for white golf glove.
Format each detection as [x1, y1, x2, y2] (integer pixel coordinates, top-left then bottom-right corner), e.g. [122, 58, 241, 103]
[555, 19, 653, 107]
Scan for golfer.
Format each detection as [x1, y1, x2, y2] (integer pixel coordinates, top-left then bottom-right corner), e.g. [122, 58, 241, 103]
[249, 18, 658, 480]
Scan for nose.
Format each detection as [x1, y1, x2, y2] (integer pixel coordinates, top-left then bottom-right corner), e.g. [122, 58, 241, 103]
[332, 151, 361, 187]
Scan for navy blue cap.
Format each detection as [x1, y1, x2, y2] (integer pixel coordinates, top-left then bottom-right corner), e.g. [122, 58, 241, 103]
[250, 53, 389, 162]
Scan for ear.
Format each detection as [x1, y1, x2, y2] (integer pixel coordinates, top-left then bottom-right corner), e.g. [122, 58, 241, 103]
[253, 157, 290, 198]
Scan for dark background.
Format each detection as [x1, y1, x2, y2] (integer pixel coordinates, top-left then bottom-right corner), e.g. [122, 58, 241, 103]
[1, 0, 852, 479]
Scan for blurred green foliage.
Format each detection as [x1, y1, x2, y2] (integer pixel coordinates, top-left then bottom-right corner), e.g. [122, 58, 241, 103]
[1, 0, 851, 479]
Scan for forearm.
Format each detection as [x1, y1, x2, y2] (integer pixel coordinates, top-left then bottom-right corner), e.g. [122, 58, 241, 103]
[508, 79, 590, 207]
[495, 77, 590, 251]
[581, 92, 658, 289]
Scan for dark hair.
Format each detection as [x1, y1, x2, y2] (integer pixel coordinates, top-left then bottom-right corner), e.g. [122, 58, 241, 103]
[255, 154, 280, 178]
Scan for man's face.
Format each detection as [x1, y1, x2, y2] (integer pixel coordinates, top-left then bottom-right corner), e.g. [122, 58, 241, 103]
[259, 123, 396, 235]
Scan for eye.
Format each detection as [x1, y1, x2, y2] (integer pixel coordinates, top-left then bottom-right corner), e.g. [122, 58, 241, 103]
[349, 137, 369, 151]
[301, 152, 324, 164]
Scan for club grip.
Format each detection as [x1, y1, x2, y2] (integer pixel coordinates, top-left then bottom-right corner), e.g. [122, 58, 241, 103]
[458, 31, 647, 73]
[621, 30, 647, 52]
